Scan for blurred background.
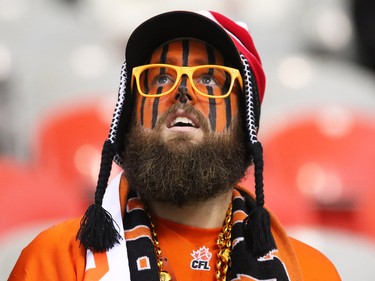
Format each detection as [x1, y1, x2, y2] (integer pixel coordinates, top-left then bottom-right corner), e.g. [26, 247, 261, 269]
[1, 0, 374, 279]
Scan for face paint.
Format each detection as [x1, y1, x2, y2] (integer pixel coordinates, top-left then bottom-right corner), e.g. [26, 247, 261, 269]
[134, 39, 240, 133]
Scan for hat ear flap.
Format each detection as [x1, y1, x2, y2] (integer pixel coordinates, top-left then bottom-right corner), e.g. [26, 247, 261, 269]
[240, 55, 276, 257]
[111, 62, 129, 167]
[76, 62, 129, 252]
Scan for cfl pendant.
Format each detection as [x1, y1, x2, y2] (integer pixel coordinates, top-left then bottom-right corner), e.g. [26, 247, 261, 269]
[160, 270, 172, 281]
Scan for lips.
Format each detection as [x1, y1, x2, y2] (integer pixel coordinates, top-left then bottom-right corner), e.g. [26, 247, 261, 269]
[171, 116, 196, 127]
[166, 110, 200, 129]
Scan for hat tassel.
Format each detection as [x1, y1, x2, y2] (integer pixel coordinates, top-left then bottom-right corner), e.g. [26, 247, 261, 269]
[244, 142, 276, 257]
[76, 140, 122, 252]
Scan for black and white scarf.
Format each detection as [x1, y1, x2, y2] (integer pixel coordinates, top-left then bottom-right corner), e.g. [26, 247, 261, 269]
[83, 173, 299, 280]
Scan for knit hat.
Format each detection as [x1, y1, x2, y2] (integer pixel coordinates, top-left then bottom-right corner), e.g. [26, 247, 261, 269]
[77, 10, 275, 258]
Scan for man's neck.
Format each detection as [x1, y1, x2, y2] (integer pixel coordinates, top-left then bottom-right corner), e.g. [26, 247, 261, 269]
[147, 189, 233, 228]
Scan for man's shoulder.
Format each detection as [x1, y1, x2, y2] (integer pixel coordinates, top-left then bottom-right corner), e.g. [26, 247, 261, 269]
[30, 218, 82, 247]
[9, 218, 87, 280]
[289, 237, 341, 280]
[17, 218, 86, 261]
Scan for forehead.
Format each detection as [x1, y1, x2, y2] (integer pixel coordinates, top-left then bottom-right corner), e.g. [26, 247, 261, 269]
[148, 38, 225, 66]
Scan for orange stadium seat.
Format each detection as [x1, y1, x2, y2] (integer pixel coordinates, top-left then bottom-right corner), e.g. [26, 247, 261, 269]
[0, 158, 83, 237]
[32, 97, 121, 196]
[259, 108, 375, 240]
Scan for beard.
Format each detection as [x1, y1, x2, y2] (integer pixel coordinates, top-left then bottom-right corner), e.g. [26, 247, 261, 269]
[122, 106, 250, 207]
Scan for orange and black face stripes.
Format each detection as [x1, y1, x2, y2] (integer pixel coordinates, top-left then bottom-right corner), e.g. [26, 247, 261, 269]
[139, 44, 169, 128]
[134, 39, 240, 132]
[204, 42, 238, 131]
[205, 43, 218, 131]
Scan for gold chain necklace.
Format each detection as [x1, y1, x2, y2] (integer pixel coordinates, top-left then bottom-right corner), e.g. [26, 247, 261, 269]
[146, 206, 173, 281]
[146, 203, 233, 281]
[216, 202, 233, 281]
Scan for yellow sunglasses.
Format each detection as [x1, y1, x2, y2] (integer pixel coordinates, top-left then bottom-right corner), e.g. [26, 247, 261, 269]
[131, 64, 243, 99]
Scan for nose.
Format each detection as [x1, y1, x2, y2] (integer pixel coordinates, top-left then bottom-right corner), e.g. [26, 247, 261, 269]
[173, 76, 196, 104]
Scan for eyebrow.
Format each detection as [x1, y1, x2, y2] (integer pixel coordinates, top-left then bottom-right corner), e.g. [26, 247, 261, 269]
[192, 58, 211, 65]
[163, 58, 179, 65]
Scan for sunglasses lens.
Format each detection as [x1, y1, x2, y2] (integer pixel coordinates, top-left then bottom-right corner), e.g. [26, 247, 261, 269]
[139, 65, 178, 96]
[192, 67, 232, 96]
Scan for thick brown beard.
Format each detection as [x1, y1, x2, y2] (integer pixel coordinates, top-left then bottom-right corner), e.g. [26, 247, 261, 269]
[122, 112, 250, 207]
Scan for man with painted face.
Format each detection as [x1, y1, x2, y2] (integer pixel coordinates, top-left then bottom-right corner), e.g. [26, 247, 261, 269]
[125, 38, 246, 208]
[9, 11, 341, 281]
